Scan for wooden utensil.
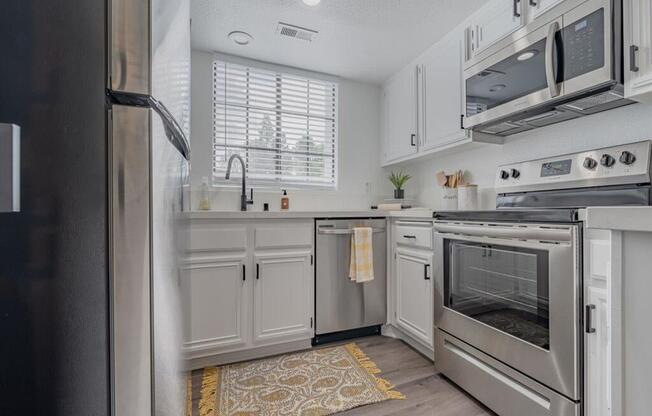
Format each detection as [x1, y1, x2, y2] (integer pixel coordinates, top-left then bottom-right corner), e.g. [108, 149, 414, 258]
[436, 171, 447, 187]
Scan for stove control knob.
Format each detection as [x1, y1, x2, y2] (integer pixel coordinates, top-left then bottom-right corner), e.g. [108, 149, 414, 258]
[600, 154, 616, 168]
[510, 168, 521, 179]
[583, 157, 598, 170]
[499, 170, 510, 180]
[619, 151, 636, 165]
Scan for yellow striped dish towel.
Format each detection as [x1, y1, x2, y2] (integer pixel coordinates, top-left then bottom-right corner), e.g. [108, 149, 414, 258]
[349, 227, 374, 283]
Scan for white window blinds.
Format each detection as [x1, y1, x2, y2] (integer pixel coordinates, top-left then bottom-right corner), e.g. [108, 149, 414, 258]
[213, 59, 338, 189]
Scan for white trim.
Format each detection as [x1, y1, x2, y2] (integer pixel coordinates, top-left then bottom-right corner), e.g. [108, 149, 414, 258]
[212, 52, 340, 84]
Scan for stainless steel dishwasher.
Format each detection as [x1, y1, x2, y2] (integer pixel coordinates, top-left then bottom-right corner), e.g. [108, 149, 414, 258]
[314, 219, 387, 344]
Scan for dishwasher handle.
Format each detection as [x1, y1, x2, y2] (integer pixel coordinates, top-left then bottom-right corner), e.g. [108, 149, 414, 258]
[318, 227, 385, 235]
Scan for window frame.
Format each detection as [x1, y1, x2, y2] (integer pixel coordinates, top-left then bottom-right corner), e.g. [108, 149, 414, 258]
[211, 53, 339, 191]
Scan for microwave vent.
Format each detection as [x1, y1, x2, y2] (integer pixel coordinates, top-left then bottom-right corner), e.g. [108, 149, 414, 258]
[277, 22, 318, 42]
[479, 121, 524, 135]
[521, 109, 580, 127]
[561, 91, 623, 112]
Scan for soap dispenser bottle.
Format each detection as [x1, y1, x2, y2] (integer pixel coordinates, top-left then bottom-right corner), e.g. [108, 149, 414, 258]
[198, 177, 211, 211]
[280, 190, 289, 211]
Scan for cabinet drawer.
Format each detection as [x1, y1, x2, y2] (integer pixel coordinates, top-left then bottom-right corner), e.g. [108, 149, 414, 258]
[187, 226, 247, 252]
[255, 222, 312, 249]
[395, 222, 433, 249]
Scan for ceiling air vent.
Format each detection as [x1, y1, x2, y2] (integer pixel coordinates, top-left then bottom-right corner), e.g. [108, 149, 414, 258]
[276, 22, 318, 42]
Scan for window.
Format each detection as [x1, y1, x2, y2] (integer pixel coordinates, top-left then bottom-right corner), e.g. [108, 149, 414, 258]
[212, 58, 338, 189]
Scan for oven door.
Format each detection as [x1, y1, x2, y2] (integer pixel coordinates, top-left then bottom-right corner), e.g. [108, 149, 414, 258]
[433, 221, 581, 401]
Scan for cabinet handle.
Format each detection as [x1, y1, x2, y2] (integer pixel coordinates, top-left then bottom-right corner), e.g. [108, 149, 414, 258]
[460, 114, 465, 130]
[630, 45, 640, 72]
[513, 0, 521, 18]
[529, 0, 537, 6]
[585, 304, 596, 334]
[256, 263, 260, 280]
[403, 235, 417, 239]
[410, 134, 416, 147]
[242, 264, 246, 281]
[424, 264, 431, 280]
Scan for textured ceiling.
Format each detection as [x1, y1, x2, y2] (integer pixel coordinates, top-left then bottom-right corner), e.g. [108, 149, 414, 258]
[191, 0, 488, 84]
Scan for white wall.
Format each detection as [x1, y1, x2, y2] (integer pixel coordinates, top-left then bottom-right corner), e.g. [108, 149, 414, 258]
[189, 49, 388, 211]
[390, 102, 652, 209]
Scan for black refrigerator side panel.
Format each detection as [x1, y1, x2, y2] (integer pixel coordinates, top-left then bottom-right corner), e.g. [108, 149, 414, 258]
[0, 1, 109, 415]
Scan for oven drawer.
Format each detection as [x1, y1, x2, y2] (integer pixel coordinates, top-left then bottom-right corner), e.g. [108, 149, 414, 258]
[394, 221, 433, 249]
[435, 330, 579, 416]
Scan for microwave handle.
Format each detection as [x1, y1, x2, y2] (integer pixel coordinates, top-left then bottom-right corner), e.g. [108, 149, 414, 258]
[545, 21, 561, 98]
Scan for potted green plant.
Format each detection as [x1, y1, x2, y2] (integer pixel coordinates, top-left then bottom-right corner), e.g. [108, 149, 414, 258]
[388, 171, 411, 199]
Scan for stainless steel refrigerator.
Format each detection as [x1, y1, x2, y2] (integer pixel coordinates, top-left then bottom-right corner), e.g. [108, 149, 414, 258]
[0, 0, 190, 415]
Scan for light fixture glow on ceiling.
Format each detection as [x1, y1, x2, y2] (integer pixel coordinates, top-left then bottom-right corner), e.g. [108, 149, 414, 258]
[302, 0, 321, 6]
[517, 50, 538, 61]
[228, 30, 253, 46]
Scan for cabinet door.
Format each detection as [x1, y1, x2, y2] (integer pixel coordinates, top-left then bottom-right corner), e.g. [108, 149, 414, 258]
[475, 0, 524, 53]
[624, 0, 652, 103]
[395, 247, 434, 347]
[181, 257, 248, 357]
[531, 0, 565, 19]
[422, 30, 468, 151]
[382, 65, 418, 163]
[585, 287, 610, 416]
[253, 252, 313, 345]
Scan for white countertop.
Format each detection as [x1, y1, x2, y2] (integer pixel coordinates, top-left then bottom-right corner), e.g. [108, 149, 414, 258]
[182, 208, 434, 220]
[584, 206, 652, 232]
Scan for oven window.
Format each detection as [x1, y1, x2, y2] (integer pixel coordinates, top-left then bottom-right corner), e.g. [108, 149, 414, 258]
[444, 240, 550, 350]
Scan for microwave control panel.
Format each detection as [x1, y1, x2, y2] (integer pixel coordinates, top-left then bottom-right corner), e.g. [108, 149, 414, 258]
[562, 8, 605, 81]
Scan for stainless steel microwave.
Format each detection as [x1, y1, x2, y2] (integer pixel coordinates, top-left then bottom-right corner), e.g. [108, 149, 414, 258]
[463, 0, 633, 136]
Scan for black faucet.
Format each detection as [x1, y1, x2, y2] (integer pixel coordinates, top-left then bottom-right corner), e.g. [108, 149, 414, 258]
[225, 154, 254, 211]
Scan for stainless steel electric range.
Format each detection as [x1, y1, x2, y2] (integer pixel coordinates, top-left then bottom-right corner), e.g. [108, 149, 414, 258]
[432, 140, 652, 416]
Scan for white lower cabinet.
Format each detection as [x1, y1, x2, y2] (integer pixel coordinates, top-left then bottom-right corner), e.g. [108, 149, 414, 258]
[584, 229, 622, 416]
[586, 286, 610, 416]
[394, 247, 434, 349]
[182, 220, 314, 362]
[253, 252, 313, 345]
[181, 257, 248, 356]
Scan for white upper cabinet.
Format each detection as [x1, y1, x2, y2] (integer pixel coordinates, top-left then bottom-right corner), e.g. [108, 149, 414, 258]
[382, 64, 418, 163]
[421, 29, 469, 151]
[530, 0, 566, 19]
[467, 0, 525, 58]
[624, 0, 652, 103]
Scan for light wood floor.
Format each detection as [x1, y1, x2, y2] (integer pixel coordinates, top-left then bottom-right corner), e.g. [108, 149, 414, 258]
[188, 335, 495, 416]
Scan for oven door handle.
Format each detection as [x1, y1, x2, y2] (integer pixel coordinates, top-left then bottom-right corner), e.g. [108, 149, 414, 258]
[434, 222, 573, 243]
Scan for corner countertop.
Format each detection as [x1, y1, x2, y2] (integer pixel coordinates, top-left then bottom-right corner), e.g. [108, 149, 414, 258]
[584, 206, 652, 232]
[181, 208, 434, 220]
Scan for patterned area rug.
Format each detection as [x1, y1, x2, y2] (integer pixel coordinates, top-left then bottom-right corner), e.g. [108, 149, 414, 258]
[188, 343, 405, 416]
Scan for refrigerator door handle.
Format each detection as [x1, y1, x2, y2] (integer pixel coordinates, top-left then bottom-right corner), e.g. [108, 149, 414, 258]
[107, 90, 191, 161]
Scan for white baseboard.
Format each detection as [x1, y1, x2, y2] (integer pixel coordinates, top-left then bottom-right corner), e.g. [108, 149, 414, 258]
[186, 339, 312, 370]
[383, 324, 434, 362]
